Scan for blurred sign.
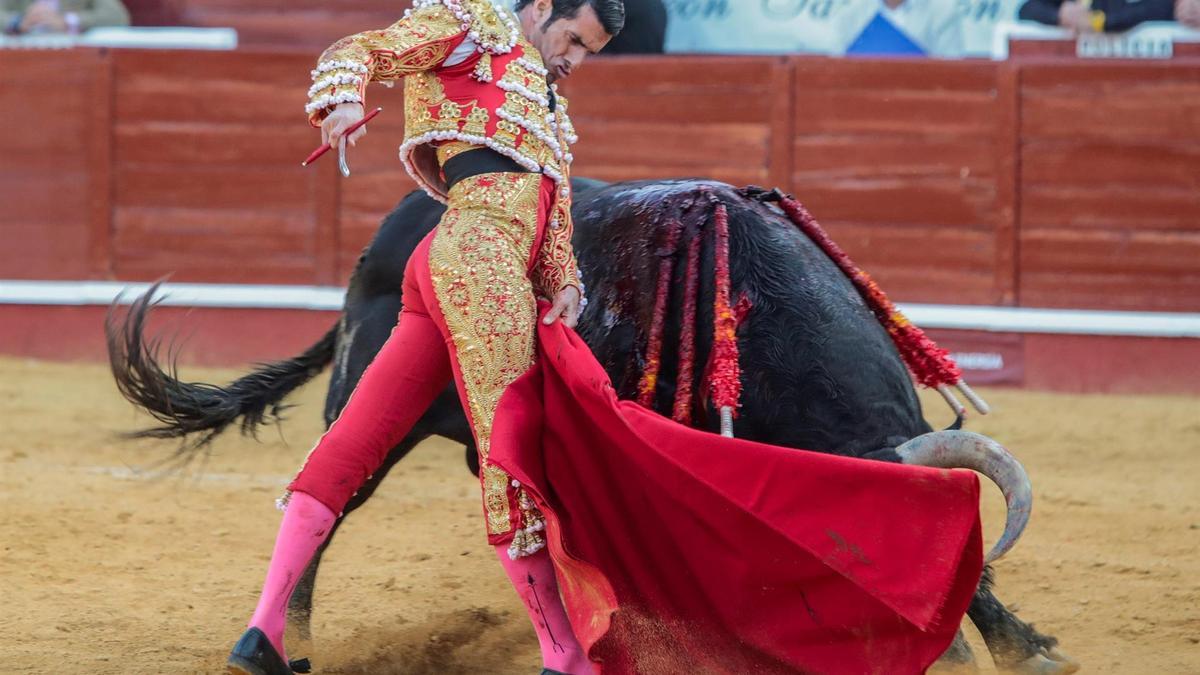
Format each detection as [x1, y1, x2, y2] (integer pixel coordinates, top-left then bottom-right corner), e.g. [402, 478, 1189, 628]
[931, 330, 1025, 386]
[1076, 30, 1174, 58]
[993, 21, 1200, 59]
[663, 0, 1019, 57]
[665, 0, 877, 56]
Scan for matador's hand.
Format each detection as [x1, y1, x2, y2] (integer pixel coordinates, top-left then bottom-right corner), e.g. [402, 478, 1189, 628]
[542, 286, 581, 329]
[322, 102, 366, 149]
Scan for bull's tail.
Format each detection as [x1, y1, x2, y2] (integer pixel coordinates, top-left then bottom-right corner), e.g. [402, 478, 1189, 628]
[105, 283, 337, 463]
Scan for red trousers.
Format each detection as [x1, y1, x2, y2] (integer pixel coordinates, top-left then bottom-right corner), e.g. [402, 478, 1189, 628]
[289, 172, 554, 553]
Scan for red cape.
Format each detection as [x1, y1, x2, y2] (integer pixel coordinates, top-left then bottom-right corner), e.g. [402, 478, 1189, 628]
[489, 313, 983, 674]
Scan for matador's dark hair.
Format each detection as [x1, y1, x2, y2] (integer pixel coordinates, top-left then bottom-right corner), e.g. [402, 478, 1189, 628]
[514, 0, 625, 37]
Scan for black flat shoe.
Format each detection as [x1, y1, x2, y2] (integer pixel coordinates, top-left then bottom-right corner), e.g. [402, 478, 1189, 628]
[540, 670, 568, 675]
[227, 627, 293, 675]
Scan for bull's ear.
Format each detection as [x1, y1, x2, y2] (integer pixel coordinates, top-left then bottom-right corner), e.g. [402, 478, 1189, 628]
[944, 413, 964, 431]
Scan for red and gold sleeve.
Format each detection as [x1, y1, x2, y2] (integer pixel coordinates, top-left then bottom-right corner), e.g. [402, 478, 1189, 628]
[305, 4, 467, 125]
[532, 201, 582, 300]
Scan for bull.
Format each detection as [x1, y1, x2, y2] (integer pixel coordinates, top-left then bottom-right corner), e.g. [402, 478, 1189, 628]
[107, 178, 1076, 673]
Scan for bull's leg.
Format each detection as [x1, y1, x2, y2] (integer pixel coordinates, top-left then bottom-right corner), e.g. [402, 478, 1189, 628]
[930, 629, 978, 673]
[968, 568, 1078, 674]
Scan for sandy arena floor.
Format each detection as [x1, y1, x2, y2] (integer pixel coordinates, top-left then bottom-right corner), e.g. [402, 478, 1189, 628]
[1, 356, 1198, 674]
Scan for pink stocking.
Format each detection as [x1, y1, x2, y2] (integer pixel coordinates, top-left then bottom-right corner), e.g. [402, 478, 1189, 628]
[494, 546, 593, 674]
[247, 491, 336, 661]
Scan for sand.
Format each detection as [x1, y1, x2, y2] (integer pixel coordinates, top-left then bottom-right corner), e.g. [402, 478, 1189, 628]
[1, 356, 1198, 674]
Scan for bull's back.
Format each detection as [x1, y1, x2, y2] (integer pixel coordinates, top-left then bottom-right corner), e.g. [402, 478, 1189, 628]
[570, 179, 929, 455]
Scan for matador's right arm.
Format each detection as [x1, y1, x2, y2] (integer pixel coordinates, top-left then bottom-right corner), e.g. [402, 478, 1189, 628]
[305, 3, 469, 126]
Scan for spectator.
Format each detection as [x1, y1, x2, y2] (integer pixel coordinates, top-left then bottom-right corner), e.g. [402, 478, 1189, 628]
[1018, 0, 1174, 33]
[602, 0, 666, 53]
[1178, 0, 1200, 27]
[2, 0, 129, 35]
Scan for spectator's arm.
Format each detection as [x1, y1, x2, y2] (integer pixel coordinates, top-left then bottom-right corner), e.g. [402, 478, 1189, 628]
[1019, 0, 1066, 26]
[74, 0, 130, 30]
[1100, 0, 1174, 31]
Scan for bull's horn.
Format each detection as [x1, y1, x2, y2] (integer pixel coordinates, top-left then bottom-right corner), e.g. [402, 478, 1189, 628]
[895, 430, 1031, 564]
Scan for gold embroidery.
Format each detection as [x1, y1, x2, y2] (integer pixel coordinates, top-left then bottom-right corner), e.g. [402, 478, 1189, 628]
[494, 119, 521, 147]
[463, 105, 490, 137]
[307, 3, 466, 125]
[370, 40, 458, 80]
[405, 71, 449, 135]
[436, 100, 463, 131]
[463, 0, 518, 50]
[428, 173, 545, 536]
[436, 140, 482, 165]
[532, 205, 579, 297]
[482, 464, 513, 535]
[410, 69, 448, 105]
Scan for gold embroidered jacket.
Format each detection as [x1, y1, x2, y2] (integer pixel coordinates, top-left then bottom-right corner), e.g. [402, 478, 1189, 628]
[306, 0, 581, 297]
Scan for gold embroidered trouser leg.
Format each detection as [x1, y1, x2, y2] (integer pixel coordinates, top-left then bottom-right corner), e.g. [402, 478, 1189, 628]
[426, 172, 550, 558]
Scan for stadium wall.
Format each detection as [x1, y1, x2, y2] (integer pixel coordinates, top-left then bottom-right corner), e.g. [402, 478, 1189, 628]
[2, 49, 1198, 393]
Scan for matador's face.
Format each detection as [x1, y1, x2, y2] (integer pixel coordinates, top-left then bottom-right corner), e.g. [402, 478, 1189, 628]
[519, 0, 612, 83]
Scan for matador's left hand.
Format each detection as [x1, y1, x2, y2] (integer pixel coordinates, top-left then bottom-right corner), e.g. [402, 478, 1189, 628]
[542, 286, 581, 329]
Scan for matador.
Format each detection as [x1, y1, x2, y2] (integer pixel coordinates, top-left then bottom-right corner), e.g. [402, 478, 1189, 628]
[227, 0, 996, 673]
[228, 1, 623, 673]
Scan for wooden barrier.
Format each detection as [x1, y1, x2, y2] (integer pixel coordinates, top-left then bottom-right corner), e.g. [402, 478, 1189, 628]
[3, 48, 1200, 311]
[110, 49, 341, 284]
[124, 0, 416, 50]
[1019, 61, 1200, 312]
[791, 58, 1018, 305]
[564, 55, 792, 188]
[0, 49, 111, 281]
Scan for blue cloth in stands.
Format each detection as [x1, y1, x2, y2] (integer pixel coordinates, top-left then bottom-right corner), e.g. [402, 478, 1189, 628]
[846, 13, 926, 56]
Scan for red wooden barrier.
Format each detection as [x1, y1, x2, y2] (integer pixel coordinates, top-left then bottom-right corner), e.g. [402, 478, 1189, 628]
[109, 49, 340, 284]
[0, 49, 111, 280]
[791, 58, 1018, 306]
[1018, 61, 1200, 312]
[125, 0, 417, 50]
[563, 55, 793, 188]
[3, 48, 1199, 313]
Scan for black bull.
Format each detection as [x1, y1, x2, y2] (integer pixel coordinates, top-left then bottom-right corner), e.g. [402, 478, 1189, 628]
[107, 178, 1073, 672]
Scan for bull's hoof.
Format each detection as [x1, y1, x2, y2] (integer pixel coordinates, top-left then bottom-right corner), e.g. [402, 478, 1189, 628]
[1005, 647, 1080, 674]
